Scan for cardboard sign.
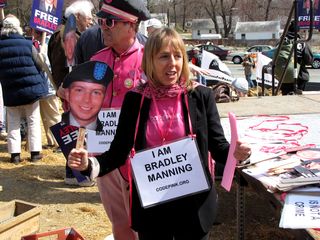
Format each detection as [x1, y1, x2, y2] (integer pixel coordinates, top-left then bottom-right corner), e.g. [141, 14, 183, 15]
[87, 109, 120, 153]
[29, 0, 64, 34]
[131, 137, 210, 208]
[50, 122, 87, 182]
[297, 0, 320, 30]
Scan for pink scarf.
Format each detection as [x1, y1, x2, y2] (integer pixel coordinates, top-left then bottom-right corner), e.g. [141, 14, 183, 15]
[132, 80, 200, 99]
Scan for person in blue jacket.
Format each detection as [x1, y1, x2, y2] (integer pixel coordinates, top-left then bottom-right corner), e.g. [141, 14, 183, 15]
[0, 14, 48, 164]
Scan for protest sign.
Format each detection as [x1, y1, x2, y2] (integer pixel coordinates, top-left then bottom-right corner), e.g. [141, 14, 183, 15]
[29, 0, 64, 34]
[131, 137, 209, 208]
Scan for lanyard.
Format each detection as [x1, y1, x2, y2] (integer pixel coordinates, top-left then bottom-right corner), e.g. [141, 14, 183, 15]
[127, 86, 195, 221]
[130, 86, 195, 158]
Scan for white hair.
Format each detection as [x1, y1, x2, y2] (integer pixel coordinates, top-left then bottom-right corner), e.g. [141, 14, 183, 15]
[64, 0, 94, 18]
[1, 15, 23, 36]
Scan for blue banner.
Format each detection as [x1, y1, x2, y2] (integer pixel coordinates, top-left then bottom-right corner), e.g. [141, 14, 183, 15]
[297, 0, 320, 29]
[29, 0, 64, 34]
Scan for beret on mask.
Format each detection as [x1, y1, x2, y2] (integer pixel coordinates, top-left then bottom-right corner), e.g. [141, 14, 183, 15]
[63, 61, 114, 88]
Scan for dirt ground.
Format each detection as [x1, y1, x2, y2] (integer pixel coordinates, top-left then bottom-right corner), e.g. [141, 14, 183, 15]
[0, 137, 314, 240]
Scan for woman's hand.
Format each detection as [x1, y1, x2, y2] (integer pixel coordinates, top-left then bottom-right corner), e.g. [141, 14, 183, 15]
[68, 148, 89, 171]
[233, 140, 252, 165]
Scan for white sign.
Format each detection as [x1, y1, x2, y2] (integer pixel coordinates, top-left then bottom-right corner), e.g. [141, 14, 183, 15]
[131, 137, 210, 208]
[87, 109, 121, 153]
[255, 53, 279, 87]
[280, 193, 320, 229]
[201, 50, 232, 76]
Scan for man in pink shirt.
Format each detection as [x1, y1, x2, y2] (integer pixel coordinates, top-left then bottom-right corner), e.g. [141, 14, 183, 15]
[90, 0, 150, 239]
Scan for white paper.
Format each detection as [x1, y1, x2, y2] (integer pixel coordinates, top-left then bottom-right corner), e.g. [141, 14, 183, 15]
[280, 193, 320, 229]
[131, 137, 210, 208]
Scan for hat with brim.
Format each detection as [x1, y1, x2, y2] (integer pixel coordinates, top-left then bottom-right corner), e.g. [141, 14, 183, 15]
[63, 61, 114, 88]
[97, 0, 150, 22]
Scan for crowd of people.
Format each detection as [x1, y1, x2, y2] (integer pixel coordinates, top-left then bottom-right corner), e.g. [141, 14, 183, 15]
[1, 0, 312, 239]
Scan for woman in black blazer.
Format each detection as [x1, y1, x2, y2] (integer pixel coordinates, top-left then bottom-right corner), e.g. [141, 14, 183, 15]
[68, 27, 251, 240]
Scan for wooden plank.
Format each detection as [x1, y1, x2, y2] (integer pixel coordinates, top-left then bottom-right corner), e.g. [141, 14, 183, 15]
[0, 200, 40, 240]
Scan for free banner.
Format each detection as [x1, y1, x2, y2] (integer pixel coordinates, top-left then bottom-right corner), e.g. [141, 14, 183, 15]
[29, 0, 64, 34]
[297, 0, 320, 29]
[298, 0, 320, 29]
[131, 137, 210, 208]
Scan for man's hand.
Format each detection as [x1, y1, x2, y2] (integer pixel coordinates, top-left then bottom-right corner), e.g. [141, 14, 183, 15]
[68, 148, 89, 171]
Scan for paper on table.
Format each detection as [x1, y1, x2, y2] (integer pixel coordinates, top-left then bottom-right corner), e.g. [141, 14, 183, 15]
[221, 112, 238, 191]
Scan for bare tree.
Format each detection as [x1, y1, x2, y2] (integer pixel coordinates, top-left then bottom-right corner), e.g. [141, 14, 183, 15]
[204, 0, 237, 37]
[264, 0, 273, 20]
[204, 0, 219, 33]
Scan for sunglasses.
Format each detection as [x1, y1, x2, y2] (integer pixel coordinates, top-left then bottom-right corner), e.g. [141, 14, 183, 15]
[98, 18, 129, 29]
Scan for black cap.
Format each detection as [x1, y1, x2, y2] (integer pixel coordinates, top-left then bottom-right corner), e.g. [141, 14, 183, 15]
[63, 61, 114, 88]
[97, 0, 150, 22]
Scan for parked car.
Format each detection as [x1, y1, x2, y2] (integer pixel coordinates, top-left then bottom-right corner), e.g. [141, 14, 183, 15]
[227, 45, 273, 64]
[261, 48, 320, 69]
[187, 44, 230, 61]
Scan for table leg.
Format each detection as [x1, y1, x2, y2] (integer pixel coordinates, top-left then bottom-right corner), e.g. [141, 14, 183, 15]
[236, 172, 245, 240]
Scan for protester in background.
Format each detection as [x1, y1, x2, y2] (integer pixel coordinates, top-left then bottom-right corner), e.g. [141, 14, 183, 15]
[145, 18, 162, 36]
[0, 14, 48, 164]
[47, 0, 94, 185]
[74, 0, 147, 65]
[280, 21, 313, 95]
[190, 47, 206, 85]
[191, 47, 201, 67]
[48, 0, 94, 95]
[32, 29, 61, 150]
[242, 54, 255, 88]
[68, 27, 251, 240]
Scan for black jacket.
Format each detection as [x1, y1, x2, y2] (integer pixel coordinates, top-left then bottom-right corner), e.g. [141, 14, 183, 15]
[0, 33, 48, 106]
[92, 85, 229, 232]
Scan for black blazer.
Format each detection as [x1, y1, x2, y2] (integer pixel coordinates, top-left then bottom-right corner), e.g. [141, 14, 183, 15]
[94, 85, 229, 232]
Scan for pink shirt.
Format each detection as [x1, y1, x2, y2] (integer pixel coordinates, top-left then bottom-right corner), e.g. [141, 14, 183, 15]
[146, 96, 186, 148]
[91, 38, 145, 108]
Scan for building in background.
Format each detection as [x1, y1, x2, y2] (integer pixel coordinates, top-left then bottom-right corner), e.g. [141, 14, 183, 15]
[234, 21, 281, 40]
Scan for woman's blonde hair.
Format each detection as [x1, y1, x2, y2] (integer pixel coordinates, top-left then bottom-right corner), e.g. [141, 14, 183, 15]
[142, 27, 192, 89]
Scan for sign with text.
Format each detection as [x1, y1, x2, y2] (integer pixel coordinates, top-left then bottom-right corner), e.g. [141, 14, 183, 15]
[131, 137, 210, 208]
[280, 193, 320, 228]
[87, 109, 120, 153]
[297, 0, 320, 29]
[29, 0, 64, 34]
[50, 122, 87, 182]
